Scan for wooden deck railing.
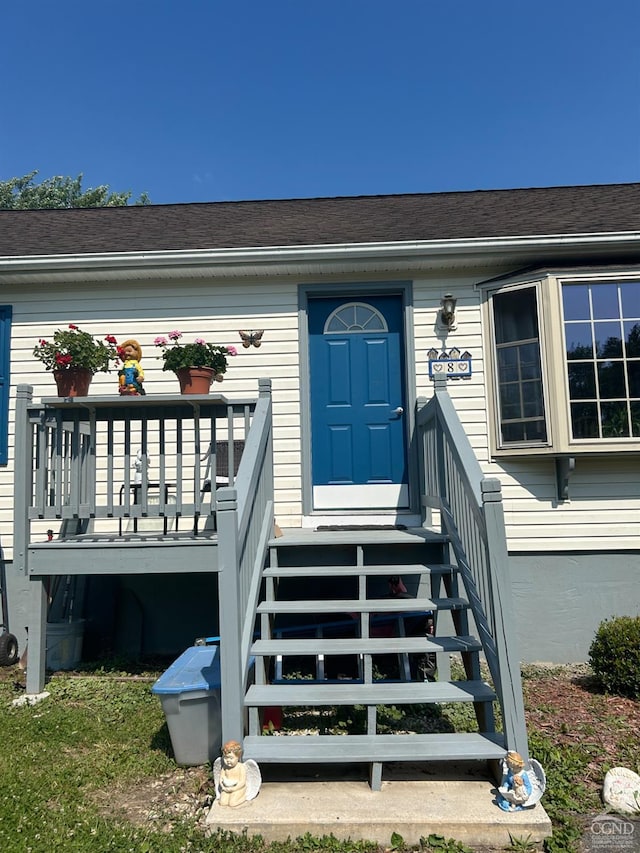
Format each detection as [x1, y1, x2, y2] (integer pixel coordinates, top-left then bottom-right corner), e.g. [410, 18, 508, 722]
[416, 377, 529, 759]
[14, 385, 259, 546]
[14, 380, 274, 707]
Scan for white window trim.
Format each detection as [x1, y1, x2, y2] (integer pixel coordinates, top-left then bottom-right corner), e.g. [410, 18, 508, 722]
[480, 266, 640, 457]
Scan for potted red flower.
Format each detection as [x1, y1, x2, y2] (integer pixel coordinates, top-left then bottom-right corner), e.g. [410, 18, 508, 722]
[33, 324, 119, 396]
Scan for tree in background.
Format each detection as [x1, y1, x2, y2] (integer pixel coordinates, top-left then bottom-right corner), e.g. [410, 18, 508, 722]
[0, 170, 150, 209]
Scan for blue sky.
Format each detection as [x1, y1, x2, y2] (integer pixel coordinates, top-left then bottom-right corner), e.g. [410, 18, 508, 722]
[2, 1, 639, 204]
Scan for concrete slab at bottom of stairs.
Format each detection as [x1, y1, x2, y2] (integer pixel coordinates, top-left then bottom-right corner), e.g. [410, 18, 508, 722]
[205, 762, 552, 848]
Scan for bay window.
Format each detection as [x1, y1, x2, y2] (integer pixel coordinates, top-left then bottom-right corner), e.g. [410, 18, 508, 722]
[485, 269, 640, 456]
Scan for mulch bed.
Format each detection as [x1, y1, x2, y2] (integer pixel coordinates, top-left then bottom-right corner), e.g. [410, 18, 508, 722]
[522, 666, 640, 799]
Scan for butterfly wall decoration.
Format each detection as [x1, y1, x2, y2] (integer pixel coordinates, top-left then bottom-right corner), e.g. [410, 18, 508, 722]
[238, 330, 264, 348]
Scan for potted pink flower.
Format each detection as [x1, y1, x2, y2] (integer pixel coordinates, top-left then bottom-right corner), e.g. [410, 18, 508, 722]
[154, 330, 237, 394]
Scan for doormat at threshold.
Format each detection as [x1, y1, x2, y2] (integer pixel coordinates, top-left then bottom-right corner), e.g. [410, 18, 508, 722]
[315, 524, 407, 531]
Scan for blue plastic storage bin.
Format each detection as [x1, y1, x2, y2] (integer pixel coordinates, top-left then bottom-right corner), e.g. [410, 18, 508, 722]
[152, 645, 222, 766]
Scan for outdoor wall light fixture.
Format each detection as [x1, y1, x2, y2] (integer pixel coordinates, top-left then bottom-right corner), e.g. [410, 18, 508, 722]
[439, 293, 458, 330]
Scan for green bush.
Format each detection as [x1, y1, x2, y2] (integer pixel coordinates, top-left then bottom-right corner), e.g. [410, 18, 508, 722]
[589, 615, 640, 698]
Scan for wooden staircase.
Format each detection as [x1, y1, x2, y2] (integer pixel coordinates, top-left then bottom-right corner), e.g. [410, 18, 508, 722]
[243, 528, 506, 789]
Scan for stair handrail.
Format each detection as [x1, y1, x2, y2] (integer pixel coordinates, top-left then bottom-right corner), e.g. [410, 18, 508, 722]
[216, 378, 274, 745]
[416, 377, 529, 758]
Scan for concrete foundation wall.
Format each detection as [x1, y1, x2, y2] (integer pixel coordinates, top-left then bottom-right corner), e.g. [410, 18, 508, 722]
[510, 551, 640, 663]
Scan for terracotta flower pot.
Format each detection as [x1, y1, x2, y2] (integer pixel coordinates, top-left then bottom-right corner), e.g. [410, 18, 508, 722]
[53, 368, 93, 398]
[175, 366, 219, 395]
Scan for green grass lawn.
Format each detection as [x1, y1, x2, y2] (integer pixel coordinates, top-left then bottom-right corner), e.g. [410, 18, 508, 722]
[0, 668, 387, 853]
[0, 673, 185, 852]
[0, 663, 637, 853]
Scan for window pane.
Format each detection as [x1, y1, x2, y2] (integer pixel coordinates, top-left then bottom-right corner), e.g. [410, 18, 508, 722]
[497, 347, 519, 382]
[620, 283, 640, 319]
[601, 402, 630, 437]
[355, 304, 384, 330]
[499, 383, 521, 406]
[627, 362, 640, 397]
[501, 421, 546, 443]
[625, 322, 640, 357]
[562, 285, 591, 321]
[498, 348, 544, 419]
[570, 402, 599, 438]
[343, 305, 357, 327]
[591, 283, 620, 319]
[594, 322, 622, 358]
[494, 289, 538, 344]
[597, 361, 625, 399]
[327, 316, 347, 332]
[523, 382, 544, 418]
[499, 383, 522, 419]
[519, 343, 542, 380]
[353, 305, 368, 327]
[631, 402, 640, 437]
[568, 362, 596, 399]
[501, 423, 525, 443]
[493, 286, 546, 444]
[566, 323, 593, 359]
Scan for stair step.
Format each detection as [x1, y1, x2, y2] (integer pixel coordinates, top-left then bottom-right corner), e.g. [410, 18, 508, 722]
[246, 679, 496, 706]
[243, 732, 505, 763]
[258, 597, 467, 615]
[251, 635, 481, 656]
[263, 563, 457, 578]
[269, 529, 449, 547]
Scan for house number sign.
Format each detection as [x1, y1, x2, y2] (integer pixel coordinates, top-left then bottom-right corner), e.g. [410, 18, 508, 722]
[427, 347, 473, 380]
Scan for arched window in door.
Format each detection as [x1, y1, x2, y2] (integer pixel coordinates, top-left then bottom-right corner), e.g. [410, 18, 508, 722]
[324, 302, 388, 334]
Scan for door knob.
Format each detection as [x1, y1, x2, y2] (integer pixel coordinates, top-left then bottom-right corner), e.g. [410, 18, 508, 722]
[392, 407, 404, 416]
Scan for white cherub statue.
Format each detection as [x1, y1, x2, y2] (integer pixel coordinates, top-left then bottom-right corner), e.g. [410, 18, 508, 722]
[212, 740, 261, 808]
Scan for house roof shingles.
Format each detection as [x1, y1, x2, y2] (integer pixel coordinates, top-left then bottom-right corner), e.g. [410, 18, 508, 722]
[1, 183, 639, 258]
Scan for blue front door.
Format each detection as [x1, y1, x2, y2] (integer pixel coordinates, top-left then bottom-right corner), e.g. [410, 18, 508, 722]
[309, 295, 408, 510]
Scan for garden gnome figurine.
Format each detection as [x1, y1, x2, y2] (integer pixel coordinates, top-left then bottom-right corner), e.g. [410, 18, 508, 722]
[118, 339, 145, 395]
[212, 740, 261, 807]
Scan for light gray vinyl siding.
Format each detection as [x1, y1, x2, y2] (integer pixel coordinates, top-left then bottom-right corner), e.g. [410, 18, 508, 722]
[1, 276, 304, 555]
[0, 265, 638, 556]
